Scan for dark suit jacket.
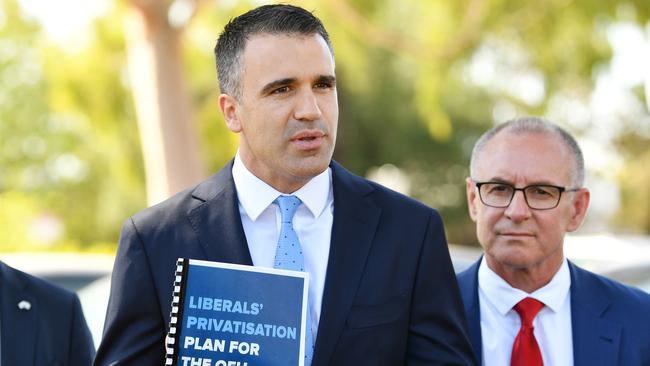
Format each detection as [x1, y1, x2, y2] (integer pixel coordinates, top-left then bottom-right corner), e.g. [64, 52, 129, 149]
[457, 258, 650, 365]
[94, 160, 476, 365]
[0, 261, 95, 366]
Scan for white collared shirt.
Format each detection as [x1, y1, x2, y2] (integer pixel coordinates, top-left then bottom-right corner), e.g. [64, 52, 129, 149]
[478, 257, 573, 366]
[232, 152, 333, 342]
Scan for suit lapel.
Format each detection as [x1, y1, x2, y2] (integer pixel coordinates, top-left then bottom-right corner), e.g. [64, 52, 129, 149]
[569, 262, 621, 366]
[457, 259, 483, 364]
[0, 263, 36, 366]
[187, 161, 253, 265]
[313, 162, 380, 366]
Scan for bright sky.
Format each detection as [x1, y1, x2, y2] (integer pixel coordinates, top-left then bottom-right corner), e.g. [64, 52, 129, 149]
[18, 0, 110, 43]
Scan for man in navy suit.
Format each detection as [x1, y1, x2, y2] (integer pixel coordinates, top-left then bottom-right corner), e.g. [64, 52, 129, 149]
[94, 4, 475, 366]
[457, 116, 650, 365]
[0, 261, 95, 366]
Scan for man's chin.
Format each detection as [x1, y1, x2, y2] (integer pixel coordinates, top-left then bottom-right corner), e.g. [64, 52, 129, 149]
[487, 247, 540, 270]
[290, 166, 329, 181]
[288, 155, 332, 177]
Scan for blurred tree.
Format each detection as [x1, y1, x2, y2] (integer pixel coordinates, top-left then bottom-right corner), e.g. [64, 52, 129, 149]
[614, 131, 650, 233]
[0, 0, 77, 250]
[0, 0, 145, 250]
[123, 0, 204, 205]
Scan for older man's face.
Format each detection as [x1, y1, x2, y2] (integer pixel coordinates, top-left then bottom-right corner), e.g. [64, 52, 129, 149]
[466, 131, 590, 276]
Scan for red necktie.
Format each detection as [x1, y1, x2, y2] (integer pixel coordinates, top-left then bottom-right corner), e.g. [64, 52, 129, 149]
[511, 297, 545, 366]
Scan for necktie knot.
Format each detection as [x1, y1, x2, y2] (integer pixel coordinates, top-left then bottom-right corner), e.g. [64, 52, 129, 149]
[276, 195, 302, 223]
[514, 297, 545, 328]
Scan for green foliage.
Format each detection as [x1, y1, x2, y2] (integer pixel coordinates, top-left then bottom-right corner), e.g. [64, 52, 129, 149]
[0, 0, 144, 251]
[614, 132, 650, 233]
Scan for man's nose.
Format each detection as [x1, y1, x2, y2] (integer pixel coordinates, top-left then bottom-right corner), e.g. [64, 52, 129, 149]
[294, 90, 322, 121]
[504, 190, 532, 221]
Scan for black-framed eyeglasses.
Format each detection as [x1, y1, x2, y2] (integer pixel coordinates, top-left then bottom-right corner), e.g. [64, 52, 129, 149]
[474, 181, 581, 210]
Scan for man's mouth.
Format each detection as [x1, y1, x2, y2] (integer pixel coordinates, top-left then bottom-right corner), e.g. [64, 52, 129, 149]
[291, 131, 325, 150]
[499, 231, 534, 237]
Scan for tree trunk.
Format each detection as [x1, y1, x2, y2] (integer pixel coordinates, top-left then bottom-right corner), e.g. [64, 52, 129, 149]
[124, 0, 204, 206]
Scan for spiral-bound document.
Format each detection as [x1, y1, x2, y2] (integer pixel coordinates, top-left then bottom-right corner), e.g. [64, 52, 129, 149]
[165, 258, 309, 366]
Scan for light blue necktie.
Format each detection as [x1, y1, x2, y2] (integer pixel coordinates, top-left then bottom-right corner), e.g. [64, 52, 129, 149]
[273, 195, 314, 365]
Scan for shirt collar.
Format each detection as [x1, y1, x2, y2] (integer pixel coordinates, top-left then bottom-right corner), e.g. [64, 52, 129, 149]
[232, 152, 332, 221]
[478, 256, 571, 315]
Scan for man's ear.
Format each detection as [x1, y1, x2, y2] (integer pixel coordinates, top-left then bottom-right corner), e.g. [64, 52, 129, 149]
[566, 188, 590, 232]
[219, 94, 242, 133]
[466, 177, 479, 222]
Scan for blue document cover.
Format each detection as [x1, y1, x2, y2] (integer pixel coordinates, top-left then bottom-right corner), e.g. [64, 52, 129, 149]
[166, 258, 309, 366]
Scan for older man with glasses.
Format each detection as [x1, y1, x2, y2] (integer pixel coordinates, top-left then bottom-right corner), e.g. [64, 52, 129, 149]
[456, 116, 650, 366]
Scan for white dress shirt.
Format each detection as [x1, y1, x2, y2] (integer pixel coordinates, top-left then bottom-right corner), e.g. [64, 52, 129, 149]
[478, 257, 573, 366]
[232, 153, 333, 342]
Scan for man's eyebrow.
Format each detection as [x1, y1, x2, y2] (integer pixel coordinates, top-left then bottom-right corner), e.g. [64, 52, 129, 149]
[315, 75, 336, 85]
[260, 78, 296, 95]
[487, 177, 559, 186]
[259, 75, 336, 95]
[483, 177, 513, 185]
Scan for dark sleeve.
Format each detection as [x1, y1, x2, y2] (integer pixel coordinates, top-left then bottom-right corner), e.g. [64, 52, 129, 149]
[68, 293, 96, 366]
[406, 210, 478, 365]
[93, 218, 166, 366]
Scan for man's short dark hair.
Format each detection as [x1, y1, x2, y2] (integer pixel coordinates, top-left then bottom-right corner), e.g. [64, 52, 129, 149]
[470, 116, 585, 187]
[214, 4, 333, 100]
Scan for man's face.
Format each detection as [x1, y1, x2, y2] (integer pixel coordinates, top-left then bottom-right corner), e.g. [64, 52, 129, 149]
[466, 132, 590, 276]
[219, 33, 338, 193]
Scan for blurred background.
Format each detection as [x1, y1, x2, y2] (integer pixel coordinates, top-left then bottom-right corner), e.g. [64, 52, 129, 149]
[1, 0, 650, 346]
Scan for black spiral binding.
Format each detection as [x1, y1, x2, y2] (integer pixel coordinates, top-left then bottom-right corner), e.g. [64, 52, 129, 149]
[166, 258, 189, 366]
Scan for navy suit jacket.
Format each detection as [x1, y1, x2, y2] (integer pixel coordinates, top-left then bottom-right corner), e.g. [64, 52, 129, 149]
[94, 160, 476, 365]
[457, 258, 650, 365]
[0, 261, 95, 366]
